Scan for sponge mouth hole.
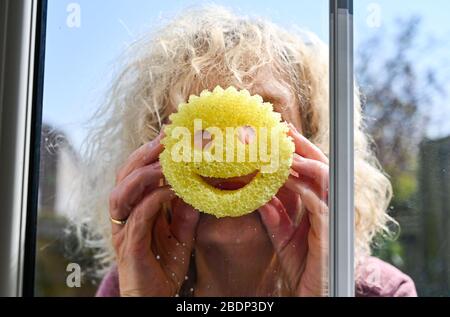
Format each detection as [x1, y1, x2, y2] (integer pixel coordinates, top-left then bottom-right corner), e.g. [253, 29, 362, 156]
[200, 170, 259, 191]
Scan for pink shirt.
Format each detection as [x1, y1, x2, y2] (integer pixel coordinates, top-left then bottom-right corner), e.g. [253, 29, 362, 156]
[96, 256, 417, 297]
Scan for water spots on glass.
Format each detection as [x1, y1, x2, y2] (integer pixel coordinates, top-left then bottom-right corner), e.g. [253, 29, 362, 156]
[42, 127, 69, 155]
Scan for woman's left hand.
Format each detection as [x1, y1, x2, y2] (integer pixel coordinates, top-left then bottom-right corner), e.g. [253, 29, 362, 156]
[259, 124, 329, 296]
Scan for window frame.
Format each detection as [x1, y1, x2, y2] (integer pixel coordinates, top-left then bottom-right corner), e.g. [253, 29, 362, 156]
[0, 0, 355, 297]
[0, 0, 46, 297]
[329, 0, 355, 297]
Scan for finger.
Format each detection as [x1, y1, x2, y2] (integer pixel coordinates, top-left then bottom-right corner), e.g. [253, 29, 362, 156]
[125, 186, 175, 245]
[292, 213, 310, 250]
[116, 132, 164, 184]
[287, 180, 328, 244]
[287, 124, 328, 164]
[259, 197, 295, 252]
[291, 154, 329, 189]
[109, 162, 163, 223]
[260, 197, 310, 283]
[151, 214, 182, 286]
[272, 188, 311, 254]
[285, 175, 328, 202]
[155, 199, 200, 286]
[275, 186, 302, 221]
[170, 198, 200, 246]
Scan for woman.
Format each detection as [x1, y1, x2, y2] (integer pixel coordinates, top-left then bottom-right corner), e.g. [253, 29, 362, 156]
[76, 6, 417, 297]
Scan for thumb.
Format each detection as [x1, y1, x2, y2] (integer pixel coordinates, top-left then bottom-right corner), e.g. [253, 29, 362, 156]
[170, 198, 200, 248]
[154, 198, 199, 287]
[258, 197, 295, 252]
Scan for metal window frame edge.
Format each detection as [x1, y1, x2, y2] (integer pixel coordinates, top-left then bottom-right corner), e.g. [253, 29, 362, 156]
[0, 0, 46, 297]
[329, 0, 355, 297]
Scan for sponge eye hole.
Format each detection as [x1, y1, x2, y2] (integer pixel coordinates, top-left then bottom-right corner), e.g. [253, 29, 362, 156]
[194, 130, 214, 150]
[237, 125, 256, 145]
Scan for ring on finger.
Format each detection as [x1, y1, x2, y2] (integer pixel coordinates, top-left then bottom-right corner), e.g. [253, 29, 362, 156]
[110, 216, 128, 225]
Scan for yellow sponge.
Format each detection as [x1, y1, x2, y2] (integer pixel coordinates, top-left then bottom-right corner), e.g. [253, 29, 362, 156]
[160, 86, 294, 218]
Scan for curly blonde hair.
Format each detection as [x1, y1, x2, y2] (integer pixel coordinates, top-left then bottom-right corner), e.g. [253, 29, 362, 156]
[73, 5, 393, 280]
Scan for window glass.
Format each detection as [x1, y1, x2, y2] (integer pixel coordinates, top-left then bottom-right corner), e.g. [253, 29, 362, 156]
[37, 0, 330, 296]
[355, 0, 450, 296]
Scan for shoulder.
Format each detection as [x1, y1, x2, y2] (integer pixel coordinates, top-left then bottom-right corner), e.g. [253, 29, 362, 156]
[356, 256, 417, 297]
[96, 265, 120, 297]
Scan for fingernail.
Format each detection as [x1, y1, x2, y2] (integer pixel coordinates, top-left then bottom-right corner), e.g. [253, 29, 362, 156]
[289, 169, 299, 177]
[148, 134, 163, 148]
[295, 154, 305, 161]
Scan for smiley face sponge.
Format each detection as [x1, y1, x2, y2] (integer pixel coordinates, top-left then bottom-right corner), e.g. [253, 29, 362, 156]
[160, 86, 294, 218]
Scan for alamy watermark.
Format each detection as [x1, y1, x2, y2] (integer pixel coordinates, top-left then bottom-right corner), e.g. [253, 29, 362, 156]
[66, 3, 81, 28]
[66, 263, 81, 288]
[366, 2, 382, 28]
[169, 120, 282, 173]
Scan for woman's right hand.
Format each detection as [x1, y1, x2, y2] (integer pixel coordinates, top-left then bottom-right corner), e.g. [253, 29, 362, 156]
[109, 132, 200, 297]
